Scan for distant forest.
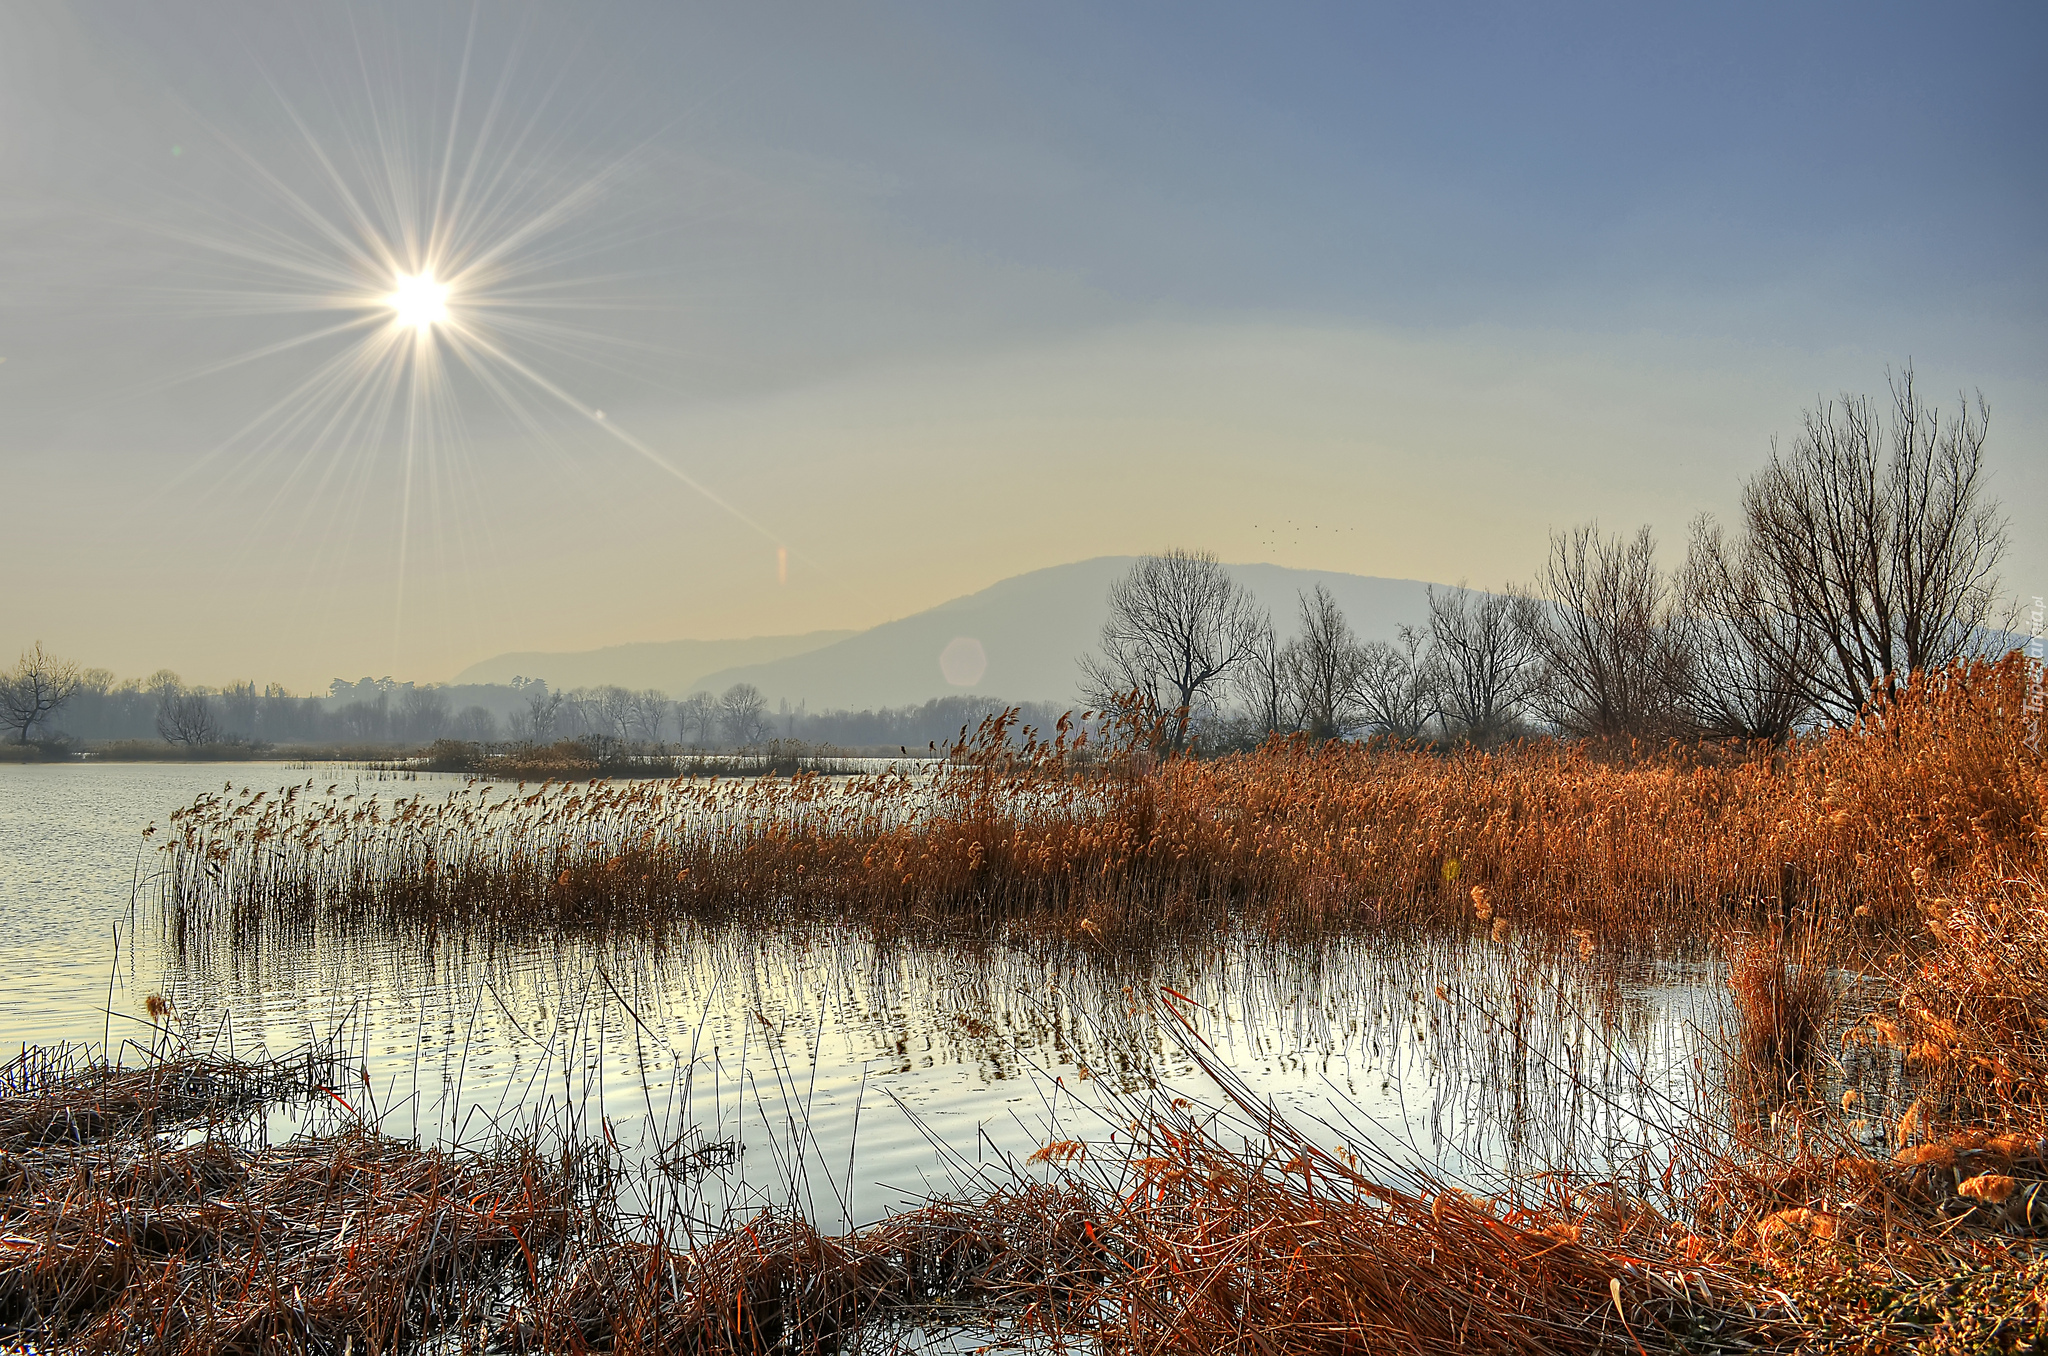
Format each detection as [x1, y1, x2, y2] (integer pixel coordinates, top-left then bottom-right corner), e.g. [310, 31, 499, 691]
[28, 669, 1068, 756]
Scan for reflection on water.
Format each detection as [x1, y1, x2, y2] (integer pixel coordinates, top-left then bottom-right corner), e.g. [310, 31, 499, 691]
[5, 763, 1733, 1229]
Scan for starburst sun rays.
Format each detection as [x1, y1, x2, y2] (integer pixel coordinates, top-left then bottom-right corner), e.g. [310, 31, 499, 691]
[145, 30, 784, 663]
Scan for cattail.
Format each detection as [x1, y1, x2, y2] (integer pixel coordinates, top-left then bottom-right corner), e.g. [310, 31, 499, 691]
[1958, 1173, 2018, 1204]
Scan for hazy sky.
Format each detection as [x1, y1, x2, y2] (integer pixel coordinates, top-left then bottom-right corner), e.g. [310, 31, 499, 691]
[4, 2, 2043, 689]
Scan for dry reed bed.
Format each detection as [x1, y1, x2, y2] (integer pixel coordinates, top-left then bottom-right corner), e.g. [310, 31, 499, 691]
[157, 657, 2044, 953]
[0, 1045, 1094, 1353]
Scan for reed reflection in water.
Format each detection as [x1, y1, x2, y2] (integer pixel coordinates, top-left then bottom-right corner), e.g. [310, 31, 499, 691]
[154, 914, 1728, 1226]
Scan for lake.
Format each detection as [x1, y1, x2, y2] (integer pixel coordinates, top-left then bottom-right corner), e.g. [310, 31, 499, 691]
[1, 760, 1730, 1228]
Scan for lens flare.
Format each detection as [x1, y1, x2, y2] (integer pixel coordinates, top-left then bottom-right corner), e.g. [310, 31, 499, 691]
[387, 272, 450, 331]
[142, 27, 796, 669]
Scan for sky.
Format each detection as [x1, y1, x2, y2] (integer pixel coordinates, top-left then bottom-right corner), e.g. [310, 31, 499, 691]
[2, 1, 2043, 690]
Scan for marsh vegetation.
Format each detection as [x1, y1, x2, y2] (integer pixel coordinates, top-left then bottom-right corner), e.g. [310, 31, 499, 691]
[47, 652, 2030, 1351]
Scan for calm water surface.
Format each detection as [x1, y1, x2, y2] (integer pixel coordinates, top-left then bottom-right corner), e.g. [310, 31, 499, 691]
[2, 761, 1730, 1226]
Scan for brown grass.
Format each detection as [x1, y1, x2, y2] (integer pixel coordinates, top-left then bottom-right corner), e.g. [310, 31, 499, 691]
[7, 1018, 2048, 1353]
[0, 1042, 1798, 1355]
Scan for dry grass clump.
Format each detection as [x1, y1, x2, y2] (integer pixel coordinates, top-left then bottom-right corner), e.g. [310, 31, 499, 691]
[1727, 937, 1834, 1105]
[1864, 875, 2048, 1130]
[1076, 1096, 1779, 1355]
[6, 1127, 580, 1352]
[1678, 1124, 2048, 1352]
[507, 1186, 1104, 1352]
[0, 1044, 1109, 1353]
[0, 1044, 333, 1152]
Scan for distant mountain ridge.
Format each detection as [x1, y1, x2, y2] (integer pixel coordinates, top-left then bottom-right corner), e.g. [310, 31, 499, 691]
[455, 559, 1443, 708]
[450, 558, 1428, 710]
[452, 631, 854, 695]
[691, 559, 1439, 709]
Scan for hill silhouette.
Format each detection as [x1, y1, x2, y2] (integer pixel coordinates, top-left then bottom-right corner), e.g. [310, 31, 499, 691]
[452, 631, 853, 695]
[691, 558, 1439, 709]
[454, 559, 1443, 708]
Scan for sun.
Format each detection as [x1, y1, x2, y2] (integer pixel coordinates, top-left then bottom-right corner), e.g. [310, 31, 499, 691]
[386, 271, 450, 331]
[157, 41, 794, 658]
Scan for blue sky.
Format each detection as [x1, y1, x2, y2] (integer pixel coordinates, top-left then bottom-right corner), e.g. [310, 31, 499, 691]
[3, 2, 2042, 685]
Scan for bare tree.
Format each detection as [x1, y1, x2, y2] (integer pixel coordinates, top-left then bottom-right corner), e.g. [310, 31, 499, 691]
[1284, 584, 1365, 740]
[0, 642, 81, 743]
[517, 686, 564, 745]
[591, 685, 637, 742]
[452, 705, 499, 743]
[1426, 585, 1541, 745]
[719, 683, 771, 747]
[1673, 515, 1817, 742]
[1231, 616, 1292, 741]
[1079, 549, 1267, 755]
[629, 689, 671, 745]
[1352, 625, 1438, 741]
[400, 685, 448, 743]
[677, 691, 717, 747]
[335, 698, 389, 743]
[219, 681, 260, 740]
[1737, 365, 2007, 722]
[1522, 524, 1688, 738]
[155, 686, 221, 746]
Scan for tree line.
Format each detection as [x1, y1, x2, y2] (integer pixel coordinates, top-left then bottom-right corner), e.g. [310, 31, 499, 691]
[446, 682, 1066, 753]
[1081, 366, 2015, 753]
[0, 653, 1067, 757]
